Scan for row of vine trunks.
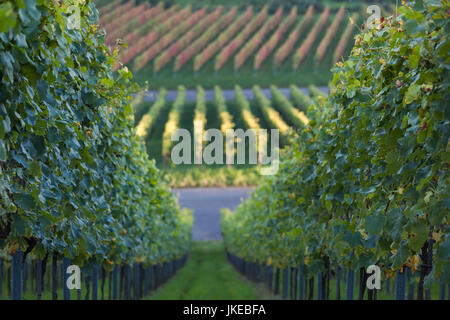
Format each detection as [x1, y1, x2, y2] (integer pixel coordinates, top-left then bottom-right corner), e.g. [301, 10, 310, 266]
[0, 250, 188, 300]
[225, 251, 448, 300]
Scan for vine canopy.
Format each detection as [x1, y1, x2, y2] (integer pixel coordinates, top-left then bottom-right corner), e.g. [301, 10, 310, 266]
[0, 0, 192, 266]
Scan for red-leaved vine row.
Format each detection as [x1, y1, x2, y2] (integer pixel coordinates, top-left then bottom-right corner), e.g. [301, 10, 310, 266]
[174, 7, 238, 71]
[134, 7, 206, 71]
[106, 2, 163, 46]
[153, 6, 224, 73]
[254, 6, 298, 71]
[214, 5, 268, 71]
[115, 6, 187, 69]
[193, 6, 253, 72]
[293, 5, 330, 70]
[314, 6, 345, 64]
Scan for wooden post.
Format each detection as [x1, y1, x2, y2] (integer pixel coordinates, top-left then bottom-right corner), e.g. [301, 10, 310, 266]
[282, 269, 288, 300]
[358, 267, 367, 300]
[36, 259, 42, 300]
[291, 267, 297, 300]
[274, 267, 280, 295]
[101, 267, 106, 300]
[119, 265, 124, 299]
[308, 277, 314, 300]
[439, 277, 445, 300]
[386, 278, 391, 295]
[31, 261, 35, 293]
[22, 260, 28, 294]
[108, 270, 112, 300]
[418, 237, 433, 299]
[92, 264, 98, 300]
[62, 257, 70, 300]
[125, 264, 131, 299]
[52, 253, 58, 300]
[151, 265, 156, 290]
[134, 263, 140, 300]
[267, 265, 272, 291]
[395, 269, 406, 300]
[112, 265, 119, 300]
[12, 250, 23, 300]
[261, 263, 266, 284]
[143, 266, 148, 297]
[336, 266, 341, 300]
[0, 257, 3, 297]
[346, 268, 354, 300]
[298, 265, 304, 300]
[8, 265, 11, 298]
[407, 267, 415, 300]
[317, 273, 323, 300]
[425, 283, 432, 300]
[85, 273, 90, 300]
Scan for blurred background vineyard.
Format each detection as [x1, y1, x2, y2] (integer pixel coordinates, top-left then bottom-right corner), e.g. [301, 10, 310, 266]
[93, 0, 398, 187]
[95, 0, 395, 89]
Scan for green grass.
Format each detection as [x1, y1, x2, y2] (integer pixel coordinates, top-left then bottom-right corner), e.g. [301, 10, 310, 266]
[144, 241, 445, 300]
[134, 59, 332, 90]
[145, 241, 277, 300]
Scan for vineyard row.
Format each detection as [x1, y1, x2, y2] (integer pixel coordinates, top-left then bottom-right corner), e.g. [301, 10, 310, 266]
[98, 2, 363, 73]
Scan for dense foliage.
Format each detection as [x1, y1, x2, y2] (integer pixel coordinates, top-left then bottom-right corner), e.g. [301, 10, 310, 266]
[0, 0, 192, 268]
[222, 0, 449, 289]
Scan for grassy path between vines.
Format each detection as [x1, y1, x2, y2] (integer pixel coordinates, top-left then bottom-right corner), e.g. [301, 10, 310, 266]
[145, 241, 277, 300]
[147, 241, 444, 300]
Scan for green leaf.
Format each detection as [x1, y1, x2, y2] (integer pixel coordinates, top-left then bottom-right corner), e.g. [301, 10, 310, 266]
[325, 200, 332, 211]
[22, 64, 39, 86]
[0, 2, 17, 33]
[416, 166, 434, 191]
[413, 0, 424, 10]
[404, 84, 420, 104]
[29, 160, 42, 178]
[12, 215, 26, 236]
[423, 0, 442, 7]
[409, 46, 420, 69]
[0, 140, 6, 161]
[14, 193, 36, 210]
[124, 102, 132, 116]
[17, 0, 25, 9]
[16, 32, 27, 48]
[392, 244, 409, 269]
[436, 238, 450, 260]
[365, 213, 385, 234]
[407, 220, 429, 251]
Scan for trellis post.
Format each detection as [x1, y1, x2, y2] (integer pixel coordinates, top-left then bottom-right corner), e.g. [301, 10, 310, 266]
[346, 268, 354, 300]
[92, 263, 99, 300]
[395, 269, 406, 300]
[11, 250, 23, 300]
[63, 257, 71, 300]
